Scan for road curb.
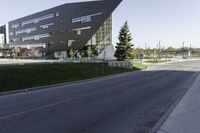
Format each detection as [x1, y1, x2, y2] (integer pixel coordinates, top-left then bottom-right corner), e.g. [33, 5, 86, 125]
[148, 73, 199, 133]
[145, 66, 150, 71]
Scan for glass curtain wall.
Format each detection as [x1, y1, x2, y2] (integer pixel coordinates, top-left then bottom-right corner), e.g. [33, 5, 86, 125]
[87, 15, 112, 54]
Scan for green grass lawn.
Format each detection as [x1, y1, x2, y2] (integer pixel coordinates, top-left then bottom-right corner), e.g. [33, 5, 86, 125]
[133, 63, 148, 70]
[145, 59, 171, 63]
[0, 63, 134, 92]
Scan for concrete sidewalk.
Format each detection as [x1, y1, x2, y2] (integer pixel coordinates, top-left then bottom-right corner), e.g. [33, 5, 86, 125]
[157, 73, 200, 133]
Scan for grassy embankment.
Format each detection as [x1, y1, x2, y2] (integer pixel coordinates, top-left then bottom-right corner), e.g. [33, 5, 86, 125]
[0, 63, 146, 93]
[130, 59, 148, 70]
[133, 63, 148, 70]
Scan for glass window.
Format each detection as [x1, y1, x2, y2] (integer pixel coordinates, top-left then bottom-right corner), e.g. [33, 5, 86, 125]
[55, 12, 60, 17]
[72, 18, 81, 23]
[22, 14, 54, 26]
[22, 33, 52, 42]
[11, 23, 20, 29]
[81, 16, 91, 23]
[38, 14, 54, 21]
[22, 36, 34, 42]
[86, 16, 112, 51]
[36, 33, 52, 39]
[22, 20, 34, 26]
[40, 23, 54, 29]
[49, 42, 55, 45]
[72, 12, 102, 23]
[11, 38, 20, 42]
[70, 26, 91, 35]
[68, 40, 75, 47]
[10, 32, 14, 35]
[76, 30, 81, 35]
[16, 27, 36, 35]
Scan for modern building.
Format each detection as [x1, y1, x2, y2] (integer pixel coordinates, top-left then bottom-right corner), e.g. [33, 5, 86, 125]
[0, 25, 6, 44]
[0, 34, 4, 45]
[9, 0, 122, 58]
[0, 25, 9, 49]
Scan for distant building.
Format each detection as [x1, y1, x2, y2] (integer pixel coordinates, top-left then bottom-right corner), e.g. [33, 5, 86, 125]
[8, 0, 122, 58]
[0, 34, 4, 44]
[0, 25, 6, 44]
[0, 25, 9, 50]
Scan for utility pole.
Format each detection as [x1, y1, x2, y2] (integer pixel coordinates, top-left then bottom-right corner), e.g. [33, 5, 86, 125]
[189, 44, 192, 57]
[182, 41, 185, 57]
[154, 44, 158, 62]
[145, 43, 147, 57]
[153, 46, 155, 61]
[158, 41, 161, 59]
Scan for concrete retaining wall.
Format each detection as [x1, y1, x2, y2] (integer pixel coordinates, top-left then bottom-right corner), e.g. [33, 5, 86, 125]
[107, 61, 132, 69]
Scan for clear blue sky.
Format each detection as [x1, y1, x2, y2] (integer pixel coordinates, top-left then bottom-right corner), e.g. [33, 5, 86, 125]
[1, 0, 200, 48]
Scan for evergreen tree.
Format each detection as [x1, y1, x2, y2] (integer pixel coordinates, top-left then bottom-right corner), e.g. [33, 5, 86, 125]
[114, 21, 133, 61]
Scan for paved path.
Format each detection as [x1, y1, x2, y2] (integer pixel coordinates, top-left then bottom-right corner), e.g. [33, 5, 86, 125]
[157, 73, 200, 133]
[148, 59, 200, 72]
[0, 60, 199, 133]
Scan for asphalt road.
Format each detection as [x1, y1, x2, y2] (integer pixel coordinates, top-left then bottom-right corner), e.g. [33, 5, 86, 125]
[0, 60, 199, 133]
